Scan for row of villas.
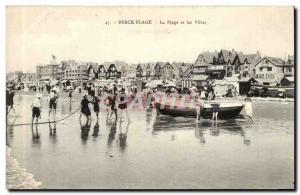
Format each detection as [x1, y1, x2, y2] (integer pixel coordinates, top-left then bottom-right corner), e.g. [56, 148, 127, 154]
[22, 50, 294, 88]
[35, 58, 129, 84]
[181, 49, 294, 87]
[85, 61, 192, 82]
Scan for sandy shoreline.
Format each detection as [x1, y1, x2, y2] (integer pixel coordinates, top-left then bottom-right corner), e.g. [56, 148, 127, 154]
[6, 146, 41, 190]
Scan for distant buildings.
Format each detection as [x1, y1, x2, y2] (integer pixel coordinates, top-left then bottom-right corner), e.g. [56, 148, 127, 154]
[36, 56, 65, 81]
[6, 51, 294, 89]
[64, 61, 88, 82]
[255, 56, 291, 86]
[6, 71, 23, 83]
[86, 61, 124, 80]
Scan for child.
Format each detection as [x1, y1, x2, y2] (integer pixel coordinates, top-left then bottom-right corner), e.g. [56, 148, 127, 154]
[68, 89, 73, 103]
[211, 103, 220, 122]
[48, 89, 59, 120]
[31, 93, 42, 124]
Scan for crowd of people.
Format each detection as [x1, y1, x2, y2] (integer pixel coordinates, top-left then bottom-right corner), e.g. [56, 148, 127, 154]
[6, 79, 253, 126]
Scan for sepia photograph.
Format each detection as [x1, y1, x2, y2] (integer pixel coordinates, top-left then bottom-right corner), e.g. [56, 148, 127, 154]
[5, 6, 295, 190]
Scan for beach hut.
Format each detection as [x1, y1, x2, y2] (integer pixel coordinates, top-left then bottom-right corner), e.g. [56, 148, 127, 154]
[238, 77, 257, 96]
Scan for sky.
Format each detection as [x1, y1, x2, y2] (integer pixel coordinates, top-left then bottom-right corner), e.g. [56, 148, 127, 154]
[6, 6, 294, 72]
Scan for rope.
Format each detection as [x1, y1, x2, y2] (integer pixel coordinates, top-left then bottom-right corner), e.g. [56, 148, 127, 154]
[7, 106, 81, 127]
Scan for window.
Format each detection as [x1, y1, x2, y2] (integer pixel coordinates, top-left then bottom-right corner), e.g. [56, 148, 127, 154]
[267, 67, 272, 71]
[259, 67, 263, 71]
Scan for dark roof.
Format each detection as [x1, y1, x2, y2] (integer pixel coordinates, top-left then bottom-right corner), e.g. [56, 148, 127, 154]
[161, 62, 172, 69]
[181, 64, 192, 73]
[87, 63, 99, 72]
[255, 57, 286, 67]
[221, 49, 238, 63]
[238, 53, 261, 64]
[194, 51, 218, 65]
[171, 62, 184, 69]
[265, 56, 286, 66]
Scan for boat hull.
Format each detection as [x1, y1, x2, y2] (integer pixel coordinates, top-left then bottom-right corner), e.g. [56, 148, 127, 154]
[155, 101, 244, 119]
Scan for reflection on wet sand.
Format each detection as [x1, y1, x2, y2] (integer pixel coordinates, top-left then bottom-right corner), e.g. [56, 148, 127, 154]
[195, 119, 251, 145]
[153, 115, 251, 145]
[80, 119, 91, 143]
[49, 122, 57, 144]
[195, 122, 205, 144]
[153, 116, 195, 131]
[49, 122, 57, 137]
[31, 125, 41, 146]
[92, 119, 100, 137]
[107, 120, 117, 147]
[118, 121, 130, 152]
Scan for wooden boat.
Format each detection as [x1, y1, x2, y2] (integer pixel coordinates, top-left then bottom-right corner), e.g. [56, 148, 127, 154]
[155, 99, 245, 119]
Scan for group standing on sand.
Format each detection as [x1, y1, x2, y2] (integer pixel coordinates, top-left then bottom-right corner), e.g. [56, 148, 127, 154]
[5, 81, 254, 127]
[79, 86, 131, 124]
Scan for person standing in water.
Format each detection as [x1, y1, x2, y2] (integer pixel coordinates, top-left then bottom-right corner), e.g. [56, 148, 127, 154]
[93, 95, 100, 119]
[80, 94, 92, 121]
[195, 97, 203, 122]
[117, 88, 131, 123]
[48, 89, 59, 120]
[31, 93, 42, 125]
[7, 87, 16, 115]
[211, 103, 220, 122]
[107, 90, 117, 121]
[244, 98, 254, 123]
[68, 89, 73, 103]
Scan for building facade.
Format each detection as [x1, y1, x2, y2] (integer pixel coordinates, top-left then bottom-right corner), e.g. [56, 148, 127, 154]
[254, 57, 286, 85]
[36, 56, 65, 81]
[65, 63, 88, 81]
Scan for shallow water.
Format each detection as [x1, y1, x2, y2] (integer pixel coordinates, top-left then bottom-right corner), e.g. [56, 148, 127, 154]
[6, 93, 294, 189]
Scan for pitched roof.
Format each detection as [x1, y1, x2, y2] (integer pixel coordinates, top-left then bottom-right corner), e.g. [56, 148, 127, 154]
[171, 62, 185, 69]
[238, 53, 261, 64]
[221, 49, 238, 63]
[194, 51, 218, 65]
[181, 64, 192, 74]
[102, 61, 128, 71]
[265, 56, 286, 66]
[87, 63, 100, 72]
[161, 62, 172, 69]
[255, 57, 286, 67]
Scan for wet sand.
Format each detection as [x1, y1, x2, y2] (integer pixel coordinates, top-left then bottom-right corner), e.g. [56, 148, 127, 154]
[6, 93, 294, 189]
